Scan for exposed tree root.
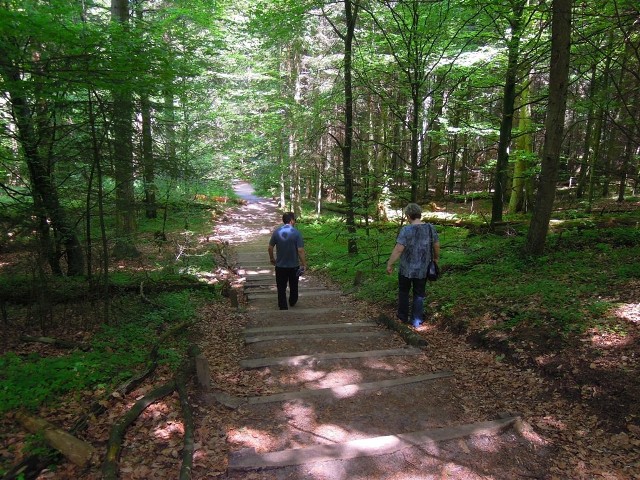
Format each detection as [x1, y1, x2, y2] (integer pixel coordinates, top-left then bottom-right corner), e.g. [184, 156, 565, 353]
[101, 381, 177, 480]
[176, 346, 200, 480]
[376, 314, 428, 348]
[102, 344, 200, 480]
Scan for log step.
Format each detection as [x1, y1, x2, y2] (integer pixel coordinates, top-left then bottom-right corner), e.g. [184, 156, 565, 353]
[245, 330, 386, 344]
[228, 417, 518, 470]
[207, 371, 453, 408]
[244, 321, 376, 334]
[240, 346, 423, 368]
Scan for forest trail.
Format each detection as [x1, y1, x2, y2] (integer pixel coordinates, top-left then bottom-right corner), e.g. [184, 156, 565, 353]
[209, 182, 550, 479]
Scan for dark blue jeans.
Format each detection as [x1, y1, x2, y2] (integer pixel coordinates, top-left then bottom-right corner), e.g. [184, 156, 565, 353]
[275, 266, 299, 310]
[397, 274, 427, 324]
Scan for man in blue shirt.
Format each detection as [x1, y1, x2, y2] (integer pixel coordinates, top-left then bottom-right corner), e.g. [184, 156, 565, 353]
[386, 203, 440, 327]
[268, 212, 307, 310]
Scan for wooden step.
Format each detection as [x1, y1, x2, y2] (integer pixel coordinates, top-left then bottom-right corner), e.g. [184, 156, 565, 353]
[245, 330, 387, 344]
[228, 417, 517, 470]
[244, 321, 376, 334]
[239, 346, 424, 368]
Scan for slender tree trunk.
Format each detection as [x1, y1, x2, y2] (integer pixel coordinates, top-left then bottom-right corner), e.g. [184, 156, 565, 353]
[289, 131, 301, 217]
[447, 104, 462, 195]
[509, 80, 534, 213]
[0, 52, 84, 275]
[135, 5, 156, 219]
[92, 93, 111, 323]
[425, 87, 444, 200]
[141, 95, 157, 219]
[602, 116, 620, 198]
[586, 107, 606, 211]
[409, 92, 421, 202]
[525, 0, 572, 255]
[342, 0, 359, 254]
[492, 0, 525, 224]
[575, 64, 597, 198]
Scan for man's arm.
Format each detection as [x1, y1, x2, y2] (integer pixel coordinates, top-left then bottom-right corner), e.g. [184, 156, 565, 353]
[297, 247, 307, 268]
[433, 242, 440, 263]
[268, 244, 276, 265]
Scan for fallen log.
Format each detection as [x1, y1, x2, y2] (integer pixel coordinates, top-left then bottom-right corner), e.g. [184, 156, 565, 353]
[20, 335, 90, 351]
[102, 381, 177, 480]
[15, 412, 97, 468]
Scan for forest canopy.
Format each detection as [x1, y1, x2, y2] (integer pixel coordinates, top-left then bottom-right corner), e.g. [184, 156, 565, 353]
[0, 0, 638, 267]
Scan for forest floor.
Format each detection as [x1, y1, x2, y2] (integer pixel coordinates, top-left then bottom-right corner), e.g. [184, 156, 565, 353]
[0, 196, 639, 479]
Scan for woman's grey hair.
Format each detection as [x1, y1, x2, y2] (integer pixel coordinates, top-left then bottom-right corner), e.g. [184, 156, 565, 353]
[404, 203, 422, 220]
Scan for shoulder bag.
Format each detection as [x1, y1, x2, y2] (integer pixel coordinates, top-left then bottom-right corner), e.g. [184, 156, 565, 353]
[426, 224, 439, 281]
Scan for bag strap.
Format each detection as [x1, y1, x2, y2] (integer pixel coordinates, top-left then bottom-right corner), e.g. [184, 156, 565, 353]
[428, 224, 434, 259]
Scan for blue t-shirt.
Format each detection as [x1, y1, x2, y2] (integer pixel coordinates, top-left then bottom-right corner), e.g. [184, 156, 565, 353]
[396, 223, 439, 278]
[269, 224, 304, 268]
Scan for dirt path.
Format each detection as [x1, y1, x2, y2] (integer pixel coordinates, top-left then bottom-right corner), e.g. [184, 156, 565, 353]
[197, 182, 552, 479]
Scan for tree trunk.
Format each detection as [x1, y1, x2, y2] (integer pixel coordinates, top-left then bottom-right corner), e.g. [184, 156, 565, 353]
[576, 64, 597, 198]
[492, 0, 525, 224]
[342, 0, 359, 254]
[409, 90, 421, 202]
[525, 0, 572, 255]
[601, 117, 617, 198]
[508, 79, 534, 213]
[0, 54, 85, 275]
[141, 94, 157, 219]
[111, 0, 139, 258]
[447, 103, 462, 195]
[135, 5, 157, 220]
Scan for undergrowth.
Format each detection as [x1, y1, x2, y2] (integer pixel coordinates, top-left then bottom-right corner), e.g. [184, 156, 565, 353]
[300, 210, 640, 339]
[0, 290, 205, 414]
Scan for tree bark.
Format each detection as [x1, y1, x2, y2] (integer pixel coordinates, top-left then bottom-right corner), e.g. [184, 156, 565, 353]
[508, 79, 534, 213]
[102, 381, 177, 479]
[492, 0, 525, 224]
[141, 94, 157, 219]
[111, 0, 139, 258]
[0, 52, 85, 276]
[525, 0, 572, 255]
[16, 413, 97, 468]
[343, 0, 359, 254]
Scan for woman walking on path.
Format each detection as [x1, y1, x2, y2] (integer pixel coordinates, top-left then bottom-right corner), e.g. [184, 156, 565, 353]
[386, 203, 440, 327]
[268, 212, 308, 310]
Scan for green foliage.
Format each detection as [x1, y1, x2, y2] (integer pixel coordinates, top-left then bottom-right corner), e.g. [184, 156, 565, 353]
[0, 291, 202, 414]
[447, 191, 493, 202]
[306, 218, 640, 338]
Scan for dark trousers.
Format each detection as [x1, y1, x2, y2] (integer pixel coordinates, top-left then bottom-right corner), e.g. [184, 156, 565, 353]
[397, 274, 427, 323]
[275, 266, 299, 310]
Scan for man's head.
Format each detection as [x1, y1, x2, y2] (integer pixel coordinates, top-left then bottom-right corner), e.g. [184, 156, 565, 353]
[404, 203, 422, 220]
[282, 212, 296, 224]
